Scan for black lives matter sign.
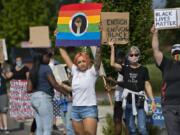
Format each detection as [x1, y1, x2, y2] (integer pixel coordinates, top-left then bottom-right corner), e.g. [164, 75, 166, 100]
[154, 8, 179, 29]
[101, 12, 129, 45]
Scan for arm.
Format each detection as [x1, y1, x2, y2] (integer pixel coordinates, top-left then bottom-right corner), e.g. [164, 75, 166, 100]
[145, 81, 156, 112]
[27, 78, 33, 93]
[26, 71, 29, 80]
[151, 25, 163, 66]
[94, 47, 102, 71]
[59, 48, 73, 69]
[47, 74, 71, 95]
[108, 40, 122, 70]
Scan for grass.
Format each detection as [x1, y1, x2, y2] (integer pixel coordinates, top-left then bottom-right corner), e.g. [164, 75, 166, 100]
[146, 64, 162, 96]
[96, 64, 162, 96]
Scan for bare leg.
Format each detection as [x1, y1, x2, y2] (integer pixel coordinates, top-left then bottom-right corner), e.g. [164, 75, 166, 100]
[114, 122, 122, 135]
[83, 118, 97, 135]
[0, 114, 3, 129]
[72, 120, 85, 135]
[2, 113, 8, 130]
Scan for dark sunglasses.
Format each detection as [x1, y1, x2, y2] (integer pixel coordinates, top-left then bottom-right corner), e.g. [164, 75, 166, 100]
[77, 60, 86, 64]
[129, 53, 139, 57]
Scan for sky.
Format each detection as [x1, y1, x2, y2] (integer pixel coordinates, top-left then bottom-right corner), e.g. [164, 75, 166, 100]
[152, 0, 167, 9]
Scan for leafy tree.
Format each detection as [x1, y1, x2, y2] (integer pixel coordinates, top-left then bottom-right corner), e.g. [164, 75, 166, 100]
[94, 0, 153, 76]
[0, 0, 59, 47]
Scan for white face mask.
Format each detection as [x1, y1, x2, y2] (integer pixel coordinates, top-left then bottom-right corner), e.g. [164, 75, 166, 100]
[16, 61, 22, 67]
[128, 54, 139, 64]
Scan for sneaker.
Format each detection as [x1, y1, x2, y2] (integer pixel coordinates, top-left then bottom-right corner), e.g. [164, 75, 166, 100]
[4, 130, 10, 134]
[3, 129, 10, 134]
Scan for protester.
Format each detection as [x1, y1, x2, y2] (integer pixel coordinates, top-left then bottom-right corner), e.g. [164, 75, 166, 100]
[27, 50, 71, 135]
[6, 56, 33, 121]
[7, 56, 29, 80]
[151, 25, 180, 135]
[108, 50, 128, 135]
[108, 40, 156, 135]
[59, 46, 101, 135]
[63, 66, 75, 135]
[0, 64, 9, 134]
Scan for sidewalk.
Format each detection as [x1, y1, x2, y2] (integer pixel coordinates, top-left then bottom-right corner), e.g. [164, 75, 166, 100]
[2, 106, 113, 135]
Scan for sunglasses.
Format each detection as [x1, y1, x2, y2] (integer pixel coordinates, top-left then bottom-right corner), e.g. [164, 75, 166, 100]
[77, 60, 86, 64]
[129, 53, 139, 57]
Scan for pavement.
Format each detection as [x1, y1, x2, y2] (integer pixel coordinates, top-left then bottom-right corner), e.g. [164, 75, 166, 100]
[1, 105, 113, 135]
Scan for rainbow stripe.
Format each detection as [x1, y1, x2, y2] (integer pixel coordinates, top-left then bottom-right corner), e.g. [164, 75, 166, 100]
[56, 3, 102, 47]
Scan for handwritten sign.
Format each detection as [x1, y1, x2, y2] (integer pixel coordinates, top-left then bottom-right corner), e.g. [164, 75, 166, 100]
[9, 80, 34, 120]
[147, 97, 165, 128]
[101, 12, 129, 44]
[154, 9, 177, 29]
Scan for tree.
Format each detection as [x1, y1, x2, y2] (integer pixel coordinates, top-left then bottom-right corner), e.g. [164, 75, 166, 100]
[0, 0, 59, 47]
[94, 0, 153, 76]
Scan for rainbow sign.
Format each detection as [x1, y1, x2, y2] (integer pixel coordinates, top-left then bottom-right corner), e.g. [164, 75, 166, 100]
[56, 3, 102, 47]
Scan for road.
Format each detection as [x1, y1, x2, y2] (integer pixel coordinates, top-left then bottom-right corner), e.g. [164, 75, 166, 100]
[1, 106, 113, 135]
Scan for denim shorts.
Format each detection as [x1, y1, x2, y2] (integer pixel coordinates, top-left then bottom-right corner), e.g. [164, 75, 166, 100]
[71, 106, 98, 121]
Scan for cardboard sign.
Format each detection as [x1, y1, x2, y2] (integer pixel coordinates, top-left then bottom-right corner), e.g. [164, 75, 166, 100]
[101, 12, 129, 45]
[147, 97, 165, 128]
[29, 26, 51, 48]
[0, 39, 8, 63]
[154, 9, 177, 29]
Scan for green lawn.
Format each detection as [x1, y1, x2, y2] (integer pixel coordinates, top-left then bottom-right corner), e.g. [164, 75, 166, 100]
[146, 64, 162, 96]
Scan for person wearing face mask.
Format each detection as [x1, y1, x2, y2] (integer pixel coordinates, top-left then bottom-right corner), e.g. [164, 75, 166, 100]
[108, 40, 156, 135]
[7, 56, 29, 80]
[151, 25, 180, 135]
[5, 56, 32, 122]
[59, 46, 101, 135]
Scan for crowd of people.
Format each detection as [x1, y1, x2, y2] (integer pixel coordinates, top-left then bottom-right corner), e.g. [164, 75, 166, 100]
[0, 23, 180, 135]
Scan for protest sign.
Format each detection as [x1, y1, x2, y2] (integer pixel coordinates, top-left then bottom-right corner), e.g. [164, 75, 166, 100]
[56, 3, 102, 47]
[154, 9, 177, 29]
[147, 97, 165, 128]
[101, 12, 129, 45]
[53, 64, 68, 82]
[0, 39, 8, 63]
[9, 80, 34, 120]
[28, 26, 51, 48]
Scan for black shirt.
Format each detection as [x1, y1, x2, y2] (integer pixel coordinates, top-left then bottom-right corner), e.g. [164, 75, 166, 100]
[120, 65, 150, 92]
[12, 66, 29, 80]
[158, 56, 180, 105]
[0, 74, 7, 95]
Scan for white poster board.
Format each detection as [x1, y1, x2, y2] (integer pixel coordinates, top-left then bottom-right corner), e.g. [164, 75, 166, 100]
[154, 9, 177, 29]
[53, 64, 68, 82]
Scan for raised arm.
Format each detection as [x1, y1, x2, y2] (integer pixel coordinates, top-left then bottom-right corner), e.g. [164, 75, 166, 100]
[151, 25, 163, 66]
[108, 40, 122, 70]
[59, 48, 73, 69]
[94, 46, 102, 71]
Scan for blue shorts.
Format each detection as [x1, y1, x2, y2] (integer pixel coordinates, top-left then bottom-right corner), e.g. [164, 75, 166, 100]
[71, 106, 98, 121]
